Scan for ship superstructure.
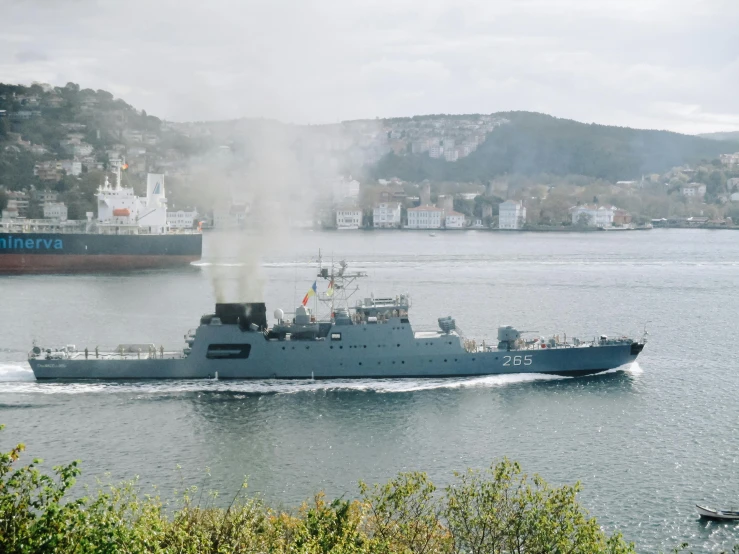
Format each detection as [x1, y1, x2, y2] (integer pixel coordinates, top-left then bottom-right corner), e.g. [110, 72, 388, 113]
[28, 259, 646, 380]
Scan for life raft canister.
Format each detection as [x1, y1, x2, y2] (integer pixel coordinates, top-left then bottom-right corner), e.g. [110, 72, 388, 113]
[113, 208, 130, 217]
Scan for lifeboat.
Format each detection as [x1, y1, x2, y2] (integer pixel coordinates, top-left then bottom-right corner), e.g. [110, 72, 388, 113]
[113, 208, 130, 217]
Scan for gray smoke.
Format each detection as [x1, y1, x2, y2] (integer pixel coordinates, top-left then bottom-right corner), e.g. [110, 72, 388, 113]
[202, 120, 322, 303]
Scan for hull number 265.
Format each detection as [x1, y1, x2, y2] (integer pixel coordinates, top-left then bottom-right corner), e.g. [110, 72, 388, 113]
[503, 355, 533, 366]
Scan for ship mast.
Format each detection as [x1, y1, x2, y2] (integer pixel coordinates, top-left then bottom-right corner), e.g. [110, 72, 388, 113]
[316, 252, 366, 319]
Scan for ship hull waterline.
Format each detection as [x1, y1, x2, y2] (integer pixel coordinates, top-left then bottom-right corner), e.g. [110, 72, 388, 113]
[29, 343, 641, 381]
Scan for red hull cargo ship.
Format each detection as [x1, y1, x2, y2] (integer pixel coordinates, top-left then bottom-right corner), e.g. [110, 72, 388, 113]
[0, 164, 202, 274]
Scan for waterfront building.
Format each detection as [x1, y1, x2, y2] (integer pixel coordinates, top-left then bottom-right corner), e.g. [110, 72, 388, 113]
[336, 208, 362, 230]
[445, 211, 466, 228]
[373, 202, 402, 228]
[612, 209, 632, 226]
[213, 203, 248, 229]
[570, 205, 614, 227]
[167, 209, 198, 229]
[499, 200, 527, 229]
[406, 206, 444, 229]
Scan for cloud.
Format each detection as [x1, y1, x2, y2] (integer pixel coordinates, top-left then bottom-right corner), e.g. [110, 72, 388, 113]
[0, 0, 737, 133]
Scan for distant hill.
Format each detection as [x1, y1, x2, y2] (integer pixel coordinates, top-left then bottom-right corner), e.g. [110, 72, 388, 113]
[698, 131, 739, 142]
[373, 112, 739, 182]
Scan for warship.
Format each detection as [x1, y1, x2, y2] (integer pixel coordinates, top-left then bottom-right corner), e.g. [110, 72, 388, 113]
[28, 260, 646, 380]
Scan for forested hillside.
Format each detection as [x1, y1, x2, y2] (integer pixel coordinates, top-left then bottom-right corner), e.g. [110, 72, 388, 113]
[373, 112, 739, 182]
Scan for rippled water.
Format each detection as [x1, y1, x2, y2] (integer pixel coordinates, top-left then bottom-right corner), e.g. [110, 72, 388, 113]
[1, 229, 738, 552]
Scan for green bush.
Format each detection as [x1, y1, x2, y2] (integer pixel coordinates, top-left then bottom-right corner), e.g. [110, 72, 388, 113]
[0, 424, 644, 553]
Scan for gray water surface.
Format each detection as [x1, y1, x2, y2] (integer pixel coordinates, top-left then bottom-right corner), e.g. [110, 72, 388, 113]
[1, 229, 738, 552]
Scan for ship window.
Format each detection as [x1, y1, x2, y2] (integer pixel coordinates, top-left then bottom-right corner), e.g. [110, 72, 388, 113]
[206, 344, 251, 359]
[331, 333, 341, 341]
[401, 318, 409, 323]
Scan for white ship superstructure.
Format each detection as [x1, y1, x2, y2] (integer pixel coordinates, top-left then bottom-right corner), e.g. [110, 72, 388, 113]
[96, 161, 168, 234]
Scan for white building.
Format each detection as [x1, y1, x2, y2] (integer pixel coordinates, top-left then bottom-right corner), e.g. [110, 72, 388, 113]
[373, 202, 401, 228]
[428, 145, 443, 158]
[61, 160, 82, 176]
[720, 153, 739, 168]
[213, 204, 248, 229]
[570, 205, 614, 228]
[332, 177, 361, 204]
[444, 149, 459, 162]
[406, 206, 444, 229]
[36, 190, 58, 204]
[681, 183, 706, 197]
[445, 211, 465, 228]
[167, 209, 198, 229]
[499, 200, 527, 229]
[43, 202, 68, 221]
[336, 209, 362, 230]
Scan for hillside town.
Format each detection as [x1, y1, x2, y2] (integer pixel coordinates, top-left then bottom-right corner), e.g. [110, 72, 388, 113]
[2, 82, 739, 233]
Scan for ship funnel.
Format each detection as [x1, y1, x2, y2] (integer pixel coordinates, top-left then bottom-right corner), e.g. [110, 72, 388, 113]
[214, 303, 267, 331]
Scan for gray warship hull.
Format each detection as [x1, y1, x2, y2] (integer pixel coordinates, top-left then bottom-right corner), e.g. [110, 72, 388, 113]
[29, 312, 644, 381]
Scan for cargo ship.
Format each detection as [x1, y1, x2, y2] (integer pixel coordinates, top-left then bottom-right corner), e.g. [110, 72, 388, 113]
[0, 162, 201, 274]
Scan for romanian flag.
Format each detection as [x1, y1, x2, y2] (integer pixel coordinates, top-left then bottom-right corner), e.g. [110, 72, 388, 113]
[326, 280, 334, 297]
[302, 281, 317, 306]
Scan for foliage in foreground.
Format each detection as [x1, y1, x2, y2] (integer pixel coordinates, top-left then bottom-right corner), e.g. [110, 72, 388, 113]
[1, 424, 637, 553]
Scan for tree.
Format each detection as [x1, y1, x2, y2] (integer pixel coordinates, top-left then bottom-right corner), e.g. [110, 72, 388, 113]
[0, 189, 8, 211]
[577, 213, 591, 227]
[444, 459, 634, 554]
[0, 116, 9, 139]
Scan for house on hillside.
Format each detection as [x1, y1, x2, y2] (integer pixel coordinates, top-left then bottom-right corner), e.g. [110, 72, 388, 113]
[681, 183, 706, 197]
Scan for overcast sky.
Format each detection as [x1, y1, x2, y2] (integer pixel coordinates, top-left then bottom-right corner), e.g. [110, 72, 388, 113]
[1, 0, 738, 134]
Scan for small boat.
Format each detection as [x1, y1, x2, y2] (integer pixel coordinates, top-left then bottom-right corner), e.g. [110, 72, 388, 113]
[429, 232, 436, 237]
[696, 505, 739, 521]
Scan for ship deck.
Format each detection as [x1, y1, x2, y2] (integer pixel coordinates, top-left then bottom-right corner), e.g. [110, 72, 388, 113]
[34, 350, 186, 361]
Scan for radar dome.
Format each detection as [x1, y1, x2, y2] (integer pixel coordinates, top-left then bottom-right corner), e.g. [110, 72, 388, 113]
[274, 308, 284, 320]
